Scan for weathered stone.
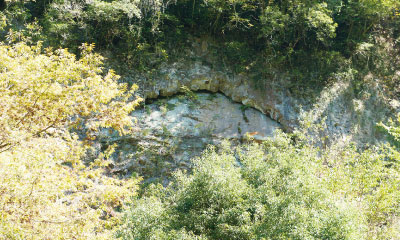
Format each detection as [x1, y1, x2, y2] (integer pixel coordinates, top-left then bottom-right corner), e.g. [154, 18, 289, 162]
[135, 55, 393, 149]
[137, 60, 299, 134]
[100, 93, 280, 180]
[106, 38, 396, 180]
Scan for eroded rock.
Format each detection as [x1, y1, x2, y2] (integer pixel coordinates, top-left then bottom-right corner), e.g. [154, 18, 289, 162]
[136, 61, 299, 132]
[97, 93, 280, 181]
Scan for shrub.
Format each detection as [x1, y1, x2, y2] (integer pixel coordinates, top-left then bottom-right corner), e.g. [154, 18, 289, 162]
[118, 133, 369, 240]
[0, 136, 140, 239]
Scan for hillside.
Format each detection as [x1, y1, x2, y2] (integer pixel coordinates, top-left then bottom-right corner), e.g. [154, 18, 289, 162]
[1, 1, 400, 239]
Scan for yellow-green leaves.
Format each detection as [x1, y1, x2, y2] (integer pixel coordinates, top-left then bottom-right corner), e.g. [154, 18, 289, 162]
[0, 42, 142, 151]
[378, 114, 400, 145]
[0, 135, 140, 240]
[0, 13, 6, 31]
[0, 42, 142, 239]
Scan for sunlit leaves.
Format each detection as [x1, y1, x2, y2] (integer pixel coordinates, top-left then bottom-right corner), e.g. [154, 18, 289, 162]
[0, 135, 140, 239]
[119, 133, 371, 239]
[0, 41, 142, 239]
[0, 42, 142, 151]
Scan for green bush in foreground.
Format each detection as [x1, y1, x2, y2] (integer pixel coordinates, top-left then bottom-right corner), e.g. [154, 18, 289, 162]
[118, 131, 400, 239]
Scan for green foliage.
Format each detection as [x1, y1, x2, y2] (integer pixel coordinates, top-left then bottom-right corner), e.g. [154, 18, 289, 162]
[0, 12, 6, 30]
[323, 144, 400, 238]
[261, 2, 337, 50]
[2, 0, 399, 88]
[378, 114, 400, 148]
[42, 0, 167, 68]
[0, 40, 143, 239]
[0, 136, 140, 239]
[0, 42, 142, 151]
[163, 0, 400, 88]
[43, 0, 139, 48]
[180, 85, 198, 101]
[120, 132, 400, 239]
[332, 0, 398, 50]
[2, 1, 400, 239]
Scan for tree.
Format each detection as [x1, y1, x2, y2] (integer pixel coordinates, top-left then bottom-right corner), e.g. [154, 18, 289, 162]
[0, 41, 142, 152]
[0, 40, 143, 239]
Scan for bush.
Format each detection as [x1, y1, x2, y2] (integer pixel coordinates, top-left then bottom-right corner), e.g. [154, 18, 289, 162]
[118, 133, 373, 240]
[0, 136, 141, 239]
[42, 0, 166, 67]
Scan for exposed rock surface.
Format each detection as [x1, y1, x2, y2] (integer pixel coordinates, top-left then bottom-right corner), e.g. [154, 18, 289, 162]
[96, 93, 280, 180]
[299, 79, 394, 148]
[132, 60, 393, 149]
[136, 61, 299, 132]
[104, 38, 396, 179]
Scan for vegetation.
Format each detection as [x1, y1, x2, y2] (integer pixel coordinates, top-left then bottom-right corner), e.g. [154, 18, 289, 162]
[118, 131, 400, 239]
[379, 114, 400, 148]
[1, 0, 400, 239]
[0, 38, 142, 238]
[0, 41, 141, 151]
[0, 0, 399, 85]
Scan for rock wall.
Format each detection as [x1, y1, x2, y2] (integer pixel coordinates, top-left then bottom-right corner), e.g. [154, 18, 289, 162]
[133, 57, 393, 149]
[102, 38, 396, 180]
[96, 93, 280, 181]
[136, 60, 299, 133]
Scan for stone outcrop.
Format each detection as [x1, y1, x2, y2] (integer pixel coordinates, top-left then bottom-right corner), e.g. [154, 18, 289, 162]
[136, 61, 299, 133]
[102, 38, 396, 180]
[134, 58, 393, 149]
[95, 93, 280, 181]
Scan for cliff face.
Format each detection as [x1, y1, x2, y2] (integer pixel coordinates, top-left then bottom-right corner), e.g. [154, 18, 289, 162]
[98, 38, 396, 180]
[93, 93, 280, 182]
[131, 38, 393, 147]
[139, 61, 298, 132]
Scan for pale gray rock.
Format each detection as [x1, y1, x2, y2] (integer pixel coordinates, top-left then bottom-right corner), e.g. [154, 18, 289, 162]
[102, 38, 396, 180]
[98, 93, 280, 180]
